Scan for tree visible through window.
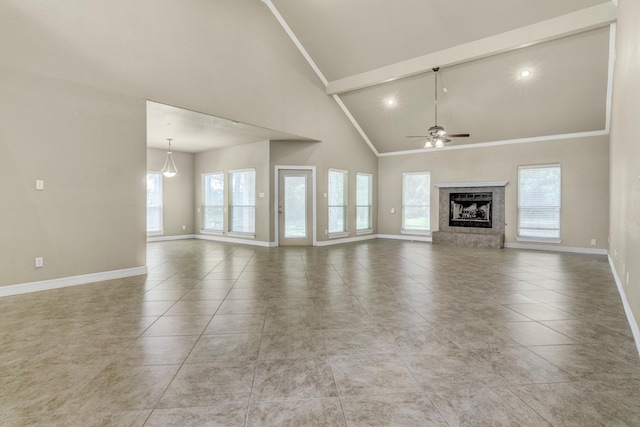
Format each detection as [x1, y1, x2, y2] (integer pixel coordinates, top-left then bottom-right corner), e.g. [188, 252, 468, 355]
[356, 173, 372, 231]
[402, 172, 430, 232]
[203, 173, 224, 232]
[146, 172, 162, 234]
[229, 169, 256, 234]
[518, 164, 561, 239]
[328, 169, 348, 234]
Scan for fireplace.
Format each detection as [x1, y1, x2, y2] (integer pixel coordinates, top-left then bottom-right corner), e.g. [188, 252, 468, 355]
[449, 192, 492, 228]
[432, 181, 507, 249]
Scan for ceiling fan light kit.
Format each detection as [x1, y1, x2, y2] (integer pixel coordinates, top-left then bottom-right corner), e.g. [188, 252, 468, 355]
[407, 67, 470, 149]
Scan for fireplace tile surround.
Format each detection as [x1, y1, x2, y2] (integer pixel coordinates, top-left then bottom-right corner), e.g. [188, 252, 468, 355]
[432, 182, 507, 249]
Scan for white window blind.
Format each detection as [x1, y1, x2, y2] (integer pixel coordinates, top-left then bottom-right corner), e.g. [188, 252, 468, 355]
[203, 173, 224, 232]
[356, 173, 372, 231]
[402, 172, 430, 232]
[229, 169, 256, 234]
[518, 164, 561, 239]
[146, 172, 163, 234]
[328, 169, 348, 234]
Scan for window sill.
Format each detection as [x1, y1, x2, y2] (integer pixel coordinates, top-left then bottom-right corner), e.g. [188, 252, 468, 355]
[227, 232, 256, 239]
[356, 229, 373, 235]
[147, 231, 164, 236]
[401, 229, 430, 236]
[516, 236, 562, 244]
[328, 231, 349, 239]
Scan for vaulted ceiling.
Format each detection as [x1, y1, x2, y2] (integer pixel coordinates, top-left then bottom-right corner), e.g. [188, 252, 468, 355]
[149, 0, 616, 155]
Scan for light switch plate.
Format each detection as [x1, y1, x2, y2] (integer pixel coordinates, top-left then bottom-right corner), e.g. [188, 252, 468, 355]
[36, 180, 44, 190]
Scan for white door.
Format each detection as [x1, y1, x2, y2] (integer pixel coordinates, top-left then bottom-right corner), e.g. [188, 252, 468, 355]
[278, 169, 313, 246]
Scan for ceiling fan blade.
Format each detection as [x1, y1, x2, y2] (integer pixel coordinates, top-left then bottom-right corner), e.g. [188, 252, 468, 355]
[447, 133, 470, 138]
[406, 136, 428, 138]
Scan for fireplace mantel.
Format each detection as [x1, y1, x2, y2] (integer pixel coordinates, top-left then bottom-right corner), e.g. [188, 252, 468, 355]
[434, 181, 508, 188]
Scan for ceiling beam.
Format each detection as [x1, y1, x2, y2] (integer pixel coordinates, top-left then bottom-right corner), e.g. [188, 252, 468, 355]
[326, 2, 617, 95]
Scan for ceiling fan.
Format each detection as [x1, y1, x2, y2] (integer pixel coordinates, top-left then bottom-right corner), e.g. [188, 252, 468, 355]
[407, 67, 470, 148]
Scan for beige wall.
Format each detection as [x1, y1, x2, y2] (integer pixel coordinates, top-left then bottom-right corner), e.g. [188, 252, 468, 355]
[378, 136, 609, 249]
[0, 0, 375, 285]
[609, 0, 640, 331]
[194, 141, 271, 243]
[0, 1, 351, 145]
[0, 67, 147, 287]
[147, 148, 195, 237]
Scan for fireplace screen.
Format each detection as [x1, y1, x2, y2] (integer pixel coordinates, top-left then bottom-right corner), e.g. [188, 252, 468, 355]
[449, 192, 492, 228]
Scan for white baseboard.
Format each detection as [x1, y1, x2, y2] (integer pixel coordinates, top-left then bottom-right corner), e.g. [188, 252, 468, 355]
[147, 234, 196, 242]
[377, 233, 433, 243]
[504, 242, 608, 255]
[0, 266, 148, 298]
[608, 255, 640, 358]
[315, 233, 379, 247]
[194, 234, 277, 247]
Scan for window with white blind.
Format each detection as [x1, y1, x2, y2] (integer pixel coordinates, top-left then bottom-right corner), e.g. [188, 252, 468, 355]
[402, 172, 430, 233]
[356, 173, 372, 232]
[146, 172, 163, 234]
[202, 172, 224, 232]
[229, 169, 256, 235]
[518, 164, 561, 241]
[328, 169, 348, 235]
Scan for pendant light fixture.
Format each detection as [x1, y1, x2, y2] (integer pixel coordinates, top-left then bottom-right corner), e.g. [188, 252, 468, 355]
[161, 138, 178, 178]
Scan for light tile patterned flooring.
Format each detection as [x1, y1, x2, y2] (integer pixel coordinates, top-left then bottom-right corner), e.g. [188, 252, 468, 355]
[1, 239, 639, 426]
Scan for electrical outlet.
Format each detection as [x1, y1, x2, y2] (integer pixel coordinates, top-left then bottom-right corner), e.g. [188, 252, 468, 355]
[324, 229, 328, 235]
[35, 257, 43, 268]
[182, 225, 186, 230]
[590, 239, 596, 246]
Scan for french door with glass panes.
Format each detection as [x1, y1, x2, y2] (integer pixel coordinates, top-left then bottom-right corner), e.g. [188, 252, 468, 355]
[278, 169, 313, 246]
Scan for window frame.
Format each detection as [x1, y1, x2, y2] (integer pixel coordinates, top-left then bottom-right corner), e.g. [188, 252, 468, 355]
[146, 172, 163, 235]
[356, 172, 373, 234]
[328, 168, 349, 237]
[228, 168, 256, 237]
[401, 171, 431, 235]
[517, 163, 562, 243]
[201, 172, 225, 234]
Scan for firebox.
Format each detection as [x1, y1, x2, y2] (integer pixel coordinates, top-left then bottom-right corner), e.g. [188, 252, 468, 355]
[449, 192, 492, 228]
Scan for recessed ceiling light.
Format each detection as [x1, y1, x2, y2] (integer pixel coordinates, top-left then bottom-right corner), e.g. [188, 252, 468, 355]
[520, 70, 531, 78]
[385, 98, 396, 106]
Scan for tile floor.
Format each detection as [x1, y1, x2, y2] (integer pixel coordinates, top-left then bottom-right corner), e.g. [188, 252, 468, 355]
[1, 239, 639, 426]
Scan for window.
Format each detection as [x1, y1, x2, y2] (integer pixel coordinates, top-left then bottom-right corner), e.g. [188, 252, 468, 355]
[328, 169, 348, 235]
[202, 172, 224, 232]
[146, 172, 163, 234]
[518, 164, 561, 240]
[356, 173, 372, 231]
[402, 172, 430, 233]
[229, 169, 256, 234]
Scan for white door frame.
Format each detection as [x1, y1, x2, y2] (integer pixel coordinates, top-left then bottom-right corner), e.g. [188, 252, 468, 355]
[274, 165, 317, 246]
